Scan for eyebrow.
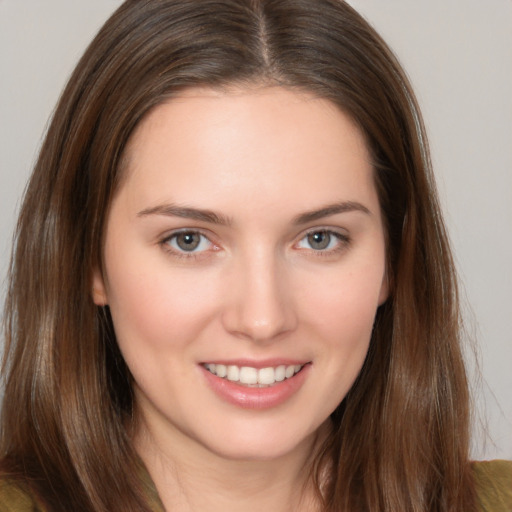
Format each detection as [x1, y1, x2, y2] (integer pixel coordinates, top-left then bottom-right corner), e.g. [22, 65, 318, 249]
[292, 201, 371, 225]
[137, 200, 370, 226]
[137, 203, 232, 226]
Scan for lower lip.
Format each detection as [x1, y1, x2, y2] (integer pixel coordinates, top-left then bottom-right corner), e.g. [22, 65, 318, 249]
[201, 364, 310, 410]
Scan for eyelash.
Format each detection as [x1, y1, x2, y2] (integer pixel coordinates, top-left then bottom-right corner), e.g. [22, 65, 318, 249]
[160, 230, 216, 260]
[295, 228, 350, 257]
[159, 228, 350, 259]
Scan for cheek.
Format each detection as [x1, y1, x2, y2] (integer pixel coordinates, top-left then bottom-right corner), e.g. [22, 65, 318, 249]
[305, 263, 385, 337]
[300, 259, 385, 388]
[105, 256, 221, 355]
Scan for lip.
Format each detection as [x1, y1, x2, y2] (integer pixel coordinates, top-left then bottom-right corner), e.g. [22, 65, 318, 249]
[200, 361, 311, 410]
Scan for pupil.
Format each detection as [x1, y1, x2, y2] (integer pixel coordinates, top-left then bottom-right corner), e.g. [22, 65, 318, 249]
[308, 231, 330, 250]
[177, 232, 200, 251]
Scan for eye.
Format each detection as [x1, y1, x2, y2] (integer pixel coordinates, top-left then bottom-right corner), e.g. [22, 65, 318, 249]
[164, 231, 212, 253]
[296, 229, 347, 252]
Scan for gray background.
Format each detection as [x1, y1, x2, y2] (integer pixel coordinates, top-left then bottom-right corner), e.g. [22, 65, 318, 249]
[1, 1, 511, 459]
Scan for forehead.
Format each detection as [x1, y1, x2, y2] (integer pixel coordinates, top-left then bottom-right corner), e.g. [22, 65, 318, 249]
[116, 86, 376, 215]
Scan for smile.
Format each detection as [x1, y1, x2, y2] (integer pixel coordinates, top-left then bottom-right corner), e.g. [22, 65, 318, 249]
[203, 363, 304, 387]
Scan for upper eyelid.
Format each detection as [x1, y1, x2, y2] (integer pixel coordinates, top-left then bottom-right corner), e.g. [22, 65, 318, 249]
[297, 226, 349, 240]
[158, 226, 350, 248]
[160, 227, 215, 242]
[293, 228, 350, 251]
[160, 230, 217, 259]
[160, 229, 217, 252]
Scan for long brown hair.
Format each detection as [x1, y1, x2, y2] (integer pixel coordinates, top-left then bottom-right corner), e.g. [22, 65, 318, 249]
[1, 1, 475, 510]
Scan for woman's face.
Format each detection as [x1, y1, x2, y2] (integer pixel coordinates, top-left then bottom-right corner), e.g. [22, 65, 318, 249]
[93, 87, 388, 461]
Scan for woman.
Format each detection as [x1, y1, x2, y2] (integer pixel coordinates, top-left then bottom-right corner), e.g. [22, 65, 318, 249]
[1, 0, 510, 511]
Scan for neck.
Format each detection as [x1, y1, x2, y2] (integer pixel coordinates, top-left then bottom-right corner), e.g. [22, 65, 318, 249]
[134, 418, 329, 512]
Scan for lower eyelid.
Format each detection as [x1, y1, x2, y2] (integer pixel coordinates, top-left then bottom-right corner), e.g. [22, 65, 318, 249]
[160, 229, 349, 257]
[297, 230, 350, 249]
[161, 230, 214, 254]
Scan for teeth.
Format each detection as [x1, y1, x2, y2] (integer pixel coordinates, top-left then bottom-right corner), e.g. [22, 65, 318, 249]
[227, 365, 239, 382]
[258, 367, 275, 385]
[239, 366, 258, 384]
[204, 363, 303, 386]
[216, 364, 227, 378]
[275, 365, 286, 382]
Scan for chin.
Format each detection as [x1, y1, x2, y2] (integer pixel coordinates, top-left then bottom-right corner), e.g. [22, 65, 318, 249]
[195, 417, 328, 463]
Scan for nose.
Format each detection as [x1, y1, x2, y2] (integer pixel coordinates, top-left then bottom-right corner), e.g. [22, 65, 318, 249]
[221, 250, 298, 343]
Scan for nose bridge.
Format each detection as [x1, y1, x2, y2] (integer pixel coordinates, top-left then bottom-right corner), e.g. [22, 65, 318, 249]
[222, 245, 296, 342]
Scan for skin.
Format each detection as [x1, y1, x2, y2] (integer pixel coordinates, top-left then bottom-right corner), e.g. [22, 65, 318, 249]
[93, 86, 388, 511]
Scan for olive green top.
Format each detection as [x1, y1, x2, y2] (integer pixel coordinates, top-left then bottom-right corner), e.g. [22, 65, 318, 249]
[0, 460, 510, 511]
[472, 460, 512, 511]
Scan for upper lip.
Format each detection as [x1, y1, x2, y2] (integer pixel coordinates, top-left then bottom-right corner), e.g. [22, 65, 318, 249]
[199, 359, 310, 369]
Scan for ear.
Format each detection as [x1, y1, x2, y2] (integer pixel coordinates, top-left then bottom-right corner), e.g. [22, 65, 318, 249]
[377, 268, 390, 306]
[91, 268, 108, 306]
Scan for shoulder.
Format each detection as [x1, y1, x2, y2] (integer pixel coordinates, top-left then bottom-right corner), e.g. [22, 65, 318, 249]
[472, 460, 512, 512]
[0, 477, 44, 512]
